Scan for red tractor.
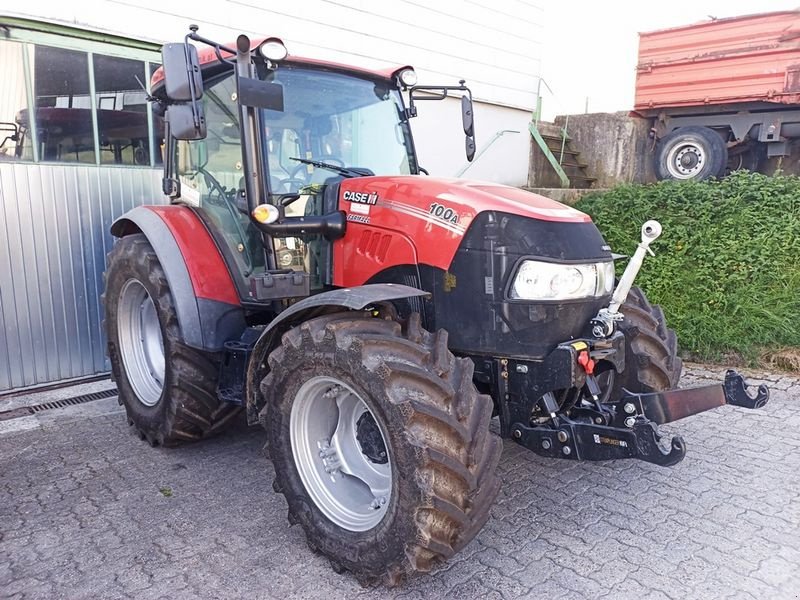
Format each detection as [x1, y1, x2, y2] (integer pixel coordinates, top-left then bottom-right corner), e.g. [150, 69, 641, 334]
[103, 28, 769, 585]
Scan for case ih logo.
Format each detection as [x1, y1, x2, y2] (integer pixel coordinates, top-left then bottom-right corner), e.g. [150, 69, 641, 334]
[343, 190, 379, 205]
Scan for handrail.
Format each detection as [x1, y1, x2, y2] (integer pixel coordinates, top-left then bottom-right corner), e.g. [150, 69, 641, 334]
[455, 129, 520, 177]
[532, 77, 571, 188]
[529, 121, 570, 188]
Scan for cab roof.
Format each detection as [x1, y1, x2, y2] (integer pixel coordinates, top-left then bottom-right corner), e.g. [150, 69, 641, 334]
[150, 37, 410, 91]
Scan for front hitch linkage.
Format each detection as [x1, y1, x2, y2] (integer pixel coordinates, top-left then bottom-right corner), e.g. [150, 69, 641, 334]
[512, 370, 769, 467]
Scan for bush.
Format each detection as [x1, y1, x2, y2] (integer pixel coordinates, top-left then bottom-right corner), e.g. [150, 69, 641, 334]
[575, 171, 800, 364]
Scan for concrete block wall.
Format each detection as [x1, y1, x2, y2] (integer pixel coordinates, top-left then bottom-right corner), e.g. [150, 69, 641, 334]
[555, 112, 655, 187]
[528, 111, 655, 189]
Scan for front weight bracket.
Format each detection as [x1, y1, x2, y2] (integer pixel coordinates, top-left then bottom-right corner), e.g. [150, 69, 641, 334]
[512, 420, 687, 467]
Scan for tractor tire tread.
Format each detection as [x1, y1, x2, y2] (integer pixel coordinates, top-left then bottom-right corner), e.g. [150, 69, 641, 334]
[104, 234, 240, 447]
[618, 286, 683, 392]
[261, 311, 501, 586]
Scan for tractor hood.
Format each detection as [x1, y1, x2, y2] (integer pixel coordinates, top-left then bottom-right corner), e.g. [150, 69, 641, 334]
[333, 175, 602, 288]
[338, 175, 590, 230]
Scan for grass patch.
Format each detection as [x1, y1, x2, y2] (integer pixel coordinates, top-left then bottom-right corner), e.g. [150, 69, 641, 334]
[575, 171, 800, 367]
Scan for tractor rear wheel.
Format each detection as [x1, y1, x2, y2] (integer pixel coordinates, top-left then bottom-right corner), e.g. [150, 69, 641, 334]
[261, 312, 501, 585]
[104, 234, 240, 446]
[604, 286, 682, 398]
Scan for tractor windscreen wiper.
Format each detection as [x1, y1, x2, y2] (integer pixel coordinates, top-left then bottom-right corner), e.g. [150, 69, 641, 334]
[289, 157, 374, 178]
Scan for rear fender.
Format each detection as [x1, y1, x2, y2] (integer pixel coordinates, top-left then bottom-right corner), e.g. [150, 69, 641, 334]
[244, 284, 429, 425]
[110, 206, 246, 352]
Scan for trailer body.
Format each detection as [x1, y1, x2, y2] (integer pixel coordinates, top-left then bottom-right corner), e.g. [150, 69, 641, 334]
[634, 10, 800, 180]
[635, 10, 800, 112]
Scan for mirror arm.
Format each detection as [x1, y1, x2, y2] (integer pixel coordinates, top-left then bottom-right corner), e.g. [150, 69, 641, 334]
[186, 28, 237, 66]
[161, 119, 180, 198]
[406, 81, 473, 119]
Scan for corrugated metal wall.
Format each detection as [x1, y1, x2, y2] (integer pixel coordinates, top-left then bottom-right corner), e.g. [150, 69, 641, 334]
[0, 163, 165, 392]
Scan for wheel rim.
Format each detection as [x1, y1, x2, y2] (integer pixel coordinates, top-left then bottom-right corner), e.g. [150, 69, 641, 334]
[666, 141, 706, 179]
[117, 279, 165, 407]
[290, 376, 392, 532]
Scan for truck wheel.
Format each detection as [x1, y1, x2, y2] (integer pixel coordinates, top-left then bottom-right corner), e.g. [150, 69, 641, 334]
[103, 234, 240, 446]
[655, 126, 727, 181]
[261, 312, 501, 585]
[606, 286, 682, 396]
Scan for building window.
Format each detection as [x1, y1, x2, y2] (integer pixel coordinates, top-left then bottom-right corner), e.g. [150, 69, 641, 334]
[0, 33, 162, 166]
[0, 40, 33, 161]
[93, 54, 151, 165]
[31, 45, 95, 163]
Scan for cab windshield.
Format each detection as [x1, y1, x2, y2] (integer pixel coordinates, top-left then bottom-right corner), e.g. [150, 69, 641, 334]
[261, 65, 416, 193]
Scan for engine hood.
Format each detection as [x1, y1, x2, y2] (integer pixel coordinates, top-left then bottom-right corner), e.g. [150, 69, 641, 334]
[333, 175, 599, 287]
[338, 175, 590, 228]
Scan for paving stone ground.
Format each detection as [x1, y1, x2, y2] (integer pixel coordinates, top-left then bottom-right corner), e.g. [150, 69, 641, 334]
[1, 363, 799, 599]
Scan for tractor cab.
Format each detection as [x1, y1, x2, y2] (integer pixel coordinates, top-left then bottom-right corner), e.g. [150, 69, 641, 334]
[153, 31, 473, 303]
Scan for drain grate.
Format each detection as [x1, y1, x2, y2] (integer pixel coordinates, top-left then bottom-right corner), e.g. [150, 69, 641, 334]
[0, 388, 118, 421]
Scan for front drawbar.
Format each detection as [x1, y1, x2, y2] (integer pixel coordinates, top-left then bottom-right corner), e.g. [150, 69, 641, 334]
[512, 370, 769, 467]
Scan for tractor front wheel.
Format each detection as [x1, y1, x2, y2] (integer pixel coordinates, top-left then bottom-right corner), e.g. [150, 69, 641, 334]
[261, 312, 501, 585]
[104, 234, 240, 446]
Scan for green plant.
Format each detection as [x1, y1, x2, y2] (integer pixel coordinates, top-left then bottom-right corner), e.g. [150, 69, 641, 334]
[575, 171, 800, 365]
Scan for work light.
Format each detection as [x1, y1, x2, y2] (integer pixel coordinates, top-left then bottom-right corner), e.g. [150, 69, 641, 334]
[259, 37, 288, 62]
[398, 68, 417, 88]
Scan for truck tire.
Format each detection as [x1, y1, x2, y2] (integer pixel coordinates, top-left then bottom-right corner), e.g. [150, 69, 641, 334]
[260, 311, 501, 585]
[727, 142, 766, 175]
[607, 286, 682, 396]
[103, 234, 240, 446]
[655, 126, 728, 181]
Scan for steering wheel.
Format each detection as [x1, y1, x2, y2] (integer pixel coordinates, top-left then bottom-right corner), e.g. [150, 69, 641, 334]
[275, 177, 309, 194]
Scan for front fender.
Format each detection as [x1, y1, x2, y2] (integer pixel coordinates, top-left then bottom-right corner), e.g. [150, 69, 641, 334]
[244, 284, 429, 424]
[110, 206, 245, 352]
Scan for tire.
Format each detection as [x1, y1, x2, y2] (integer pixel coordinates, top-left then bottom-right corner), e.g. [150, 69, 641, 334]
[655, 126, 728, 181]
[103, 234, 241, 446]
[261, 311, 501, 585]
[727, 142, 766, 175]
[606, 286, 682, 397]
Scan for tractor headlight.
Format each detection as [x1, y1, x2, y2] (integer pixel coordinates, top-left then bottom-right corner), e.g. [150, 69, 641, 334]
[510, 260, 615, 301]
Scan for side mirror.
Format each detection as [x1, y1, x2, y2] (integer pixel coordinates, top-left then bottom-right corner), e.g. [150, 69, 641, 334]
[166, 103, 207, 141]
[461, 95, 474, 137]
[161, 43, 204, 102]
[461, 93, 475, 161]
[465, 136, 476, 162]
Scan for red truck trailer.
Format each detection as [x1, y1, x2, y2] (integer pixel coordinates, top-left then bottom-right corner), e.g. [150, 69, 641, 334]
[634, 10, 800, 180]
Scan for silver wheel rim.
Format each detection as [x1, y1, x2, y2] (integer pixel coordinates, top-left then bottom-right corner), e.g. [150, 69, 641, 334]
[290, 376, 392, 532]
[666, 141, 706, 179]
[117, 279, 165, 407]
